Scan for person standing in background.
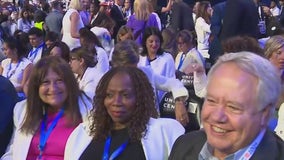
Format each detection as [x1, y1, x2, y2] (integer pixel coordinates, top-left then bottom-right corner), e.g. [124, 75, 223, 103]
[220, 0, 259, 41]
[62, 0, 84, 50]
[45, 0, 64, 37]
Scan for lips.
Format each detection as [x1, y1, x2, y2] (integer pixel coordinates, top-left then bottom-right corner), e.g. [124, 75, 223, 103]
[111, 111, 125, 117]
[212, 125, 227, 133]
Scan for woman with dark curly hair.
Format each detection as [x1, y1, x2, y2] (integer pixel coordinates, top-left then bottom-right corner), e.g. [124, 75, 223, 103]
[65, 66, 185, 160]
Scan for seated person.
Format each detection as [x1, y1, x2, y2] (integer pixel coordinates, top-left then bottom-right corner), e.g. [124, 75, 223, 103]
[65, 66, 185, 159]
[169, 52, 284, 160]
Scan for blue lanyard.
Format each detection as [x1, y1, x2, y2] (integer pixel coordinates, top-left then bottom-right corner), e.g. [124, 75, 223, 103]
[6, 60, 21, 79]
[28, 43, 44, 62]
[102, 136, 128, 160]
[37, 108, 64, 160]
[239, 129, 265, 160]
[177, 53, 186, 71]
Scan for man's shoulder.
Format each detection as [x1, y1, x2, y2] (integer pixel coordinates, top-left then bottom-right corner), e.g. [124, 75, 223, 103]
[169, 130, 206, 160]
[253, 130, 284, 160]
[176, 130, 206, 145]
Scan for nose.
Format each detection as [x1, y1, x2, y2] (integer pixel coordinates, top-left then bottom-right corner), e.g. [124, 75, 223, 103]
[48, 81, 60, 92]
[113, 94, 123, 106]
[210, 106, 228, 123]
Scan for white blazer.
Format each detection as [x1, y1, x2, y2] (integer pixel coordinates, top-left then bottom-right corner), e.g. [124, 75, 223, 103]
[64, 118, 185, 160]
[139, 66, 188, 100]
[1, 95, 93, 160]
[78, 67, 104, 100]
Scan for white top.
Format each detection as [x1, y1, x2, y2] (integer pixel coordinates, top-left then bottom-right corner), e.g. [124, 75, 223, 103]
[195, 17, 211, 58]
[62, 8, 84, 50]
[138, 52, 176, 102]
[64, 118, 185, 160]
[1, 58, 32, 88]
[152, 12, 162, 30]
[95, 46, 110, 74]
[90, 26, 114, 57]
[175, 48, 204, 72]
[27, 45, 44, 64]
[78, 67, 104, 100]
[271, 6, 280, 17]
[139, 66, 188, 111]
[17, 18, 34, 33]
[275, 103, 284, 140]
[138, 52, 176, 78]
[1, 95, 93, 160]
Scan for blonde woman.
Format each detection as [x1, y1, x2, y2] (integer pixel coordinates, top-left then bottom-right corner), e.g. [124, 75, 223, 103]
[61, 0, 84, 50]
[126, 0, 159, 44]
[264, 35, 284, 140]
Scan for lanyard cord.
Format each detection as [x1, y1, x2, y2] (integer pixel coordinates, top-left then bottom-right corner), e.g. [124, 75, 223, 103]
[102, 136, 128, 160]
[37, 108, 64, 160]
[6, 60, 21, 79]
[28, 43, 44, 62]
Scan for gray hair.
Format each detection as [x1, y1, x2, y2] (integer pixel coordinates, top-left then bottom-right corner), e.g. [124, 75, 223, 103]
[111, 40, 141, 67]
[207, 52, 281, 118]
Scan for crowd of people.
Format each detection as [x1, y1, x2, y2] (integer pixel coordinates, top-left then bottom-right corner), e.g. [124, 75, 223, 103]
[1, 0, 284, 159]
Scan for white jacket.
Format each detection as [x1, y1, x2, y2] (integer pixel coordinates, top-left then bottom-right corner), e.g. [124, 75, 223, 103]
[64, 118, 185, 160]
[1, 95, 93, 160]
[78, 67, 104, 100]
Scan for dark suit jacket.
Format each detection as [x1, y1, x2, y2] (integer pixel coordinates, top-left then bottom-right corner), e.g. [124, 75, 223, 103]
[208, 1, 226, 63]
[279, 6, 284, 27]
[169, 129, 284, 160]
[0, 76, 18, 157]
[169, 1, 194, 32]
[220, 0, 259, 40]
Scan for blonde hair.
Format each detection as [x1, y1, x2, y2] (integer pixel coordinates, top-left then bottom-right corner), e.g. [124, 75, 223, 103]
[116, 25, 134, 42]
[134, 0, 152, 21]
[69, 0, 82, 10]
[264, 35, 284, 59]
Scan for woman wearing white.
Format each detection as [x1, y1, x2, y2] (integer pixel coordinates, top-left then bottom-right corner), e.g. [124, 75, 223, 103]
[138, 27, 176, 103]
[0, 37, 32, 99]
[62, 0, 84, 50]
[1, 57, 92, 160]
[69, 47, 104, 100]
[194, 1, 212, 59]
[79, 27, 110, 74]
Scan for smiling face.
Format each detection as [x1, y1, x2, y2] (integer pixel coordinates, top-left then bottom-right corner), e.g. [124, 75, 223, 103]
[39, 69, 67, 110]
[202, 62, 269, 159]
[146, 35, 160, 55]
[104, 72, 136, 129]
[269, 47, 284, 70]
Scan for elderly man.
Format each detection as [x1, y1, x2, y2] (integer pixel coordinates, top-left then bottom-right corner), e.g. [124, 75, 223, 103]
[169, 52, 284, 159]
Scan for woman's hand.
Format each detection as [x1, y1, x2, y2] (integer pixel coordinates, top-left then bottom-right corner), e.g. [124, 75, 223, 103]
[175, 99, 189, 126]
[184, 63, 205, 75]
